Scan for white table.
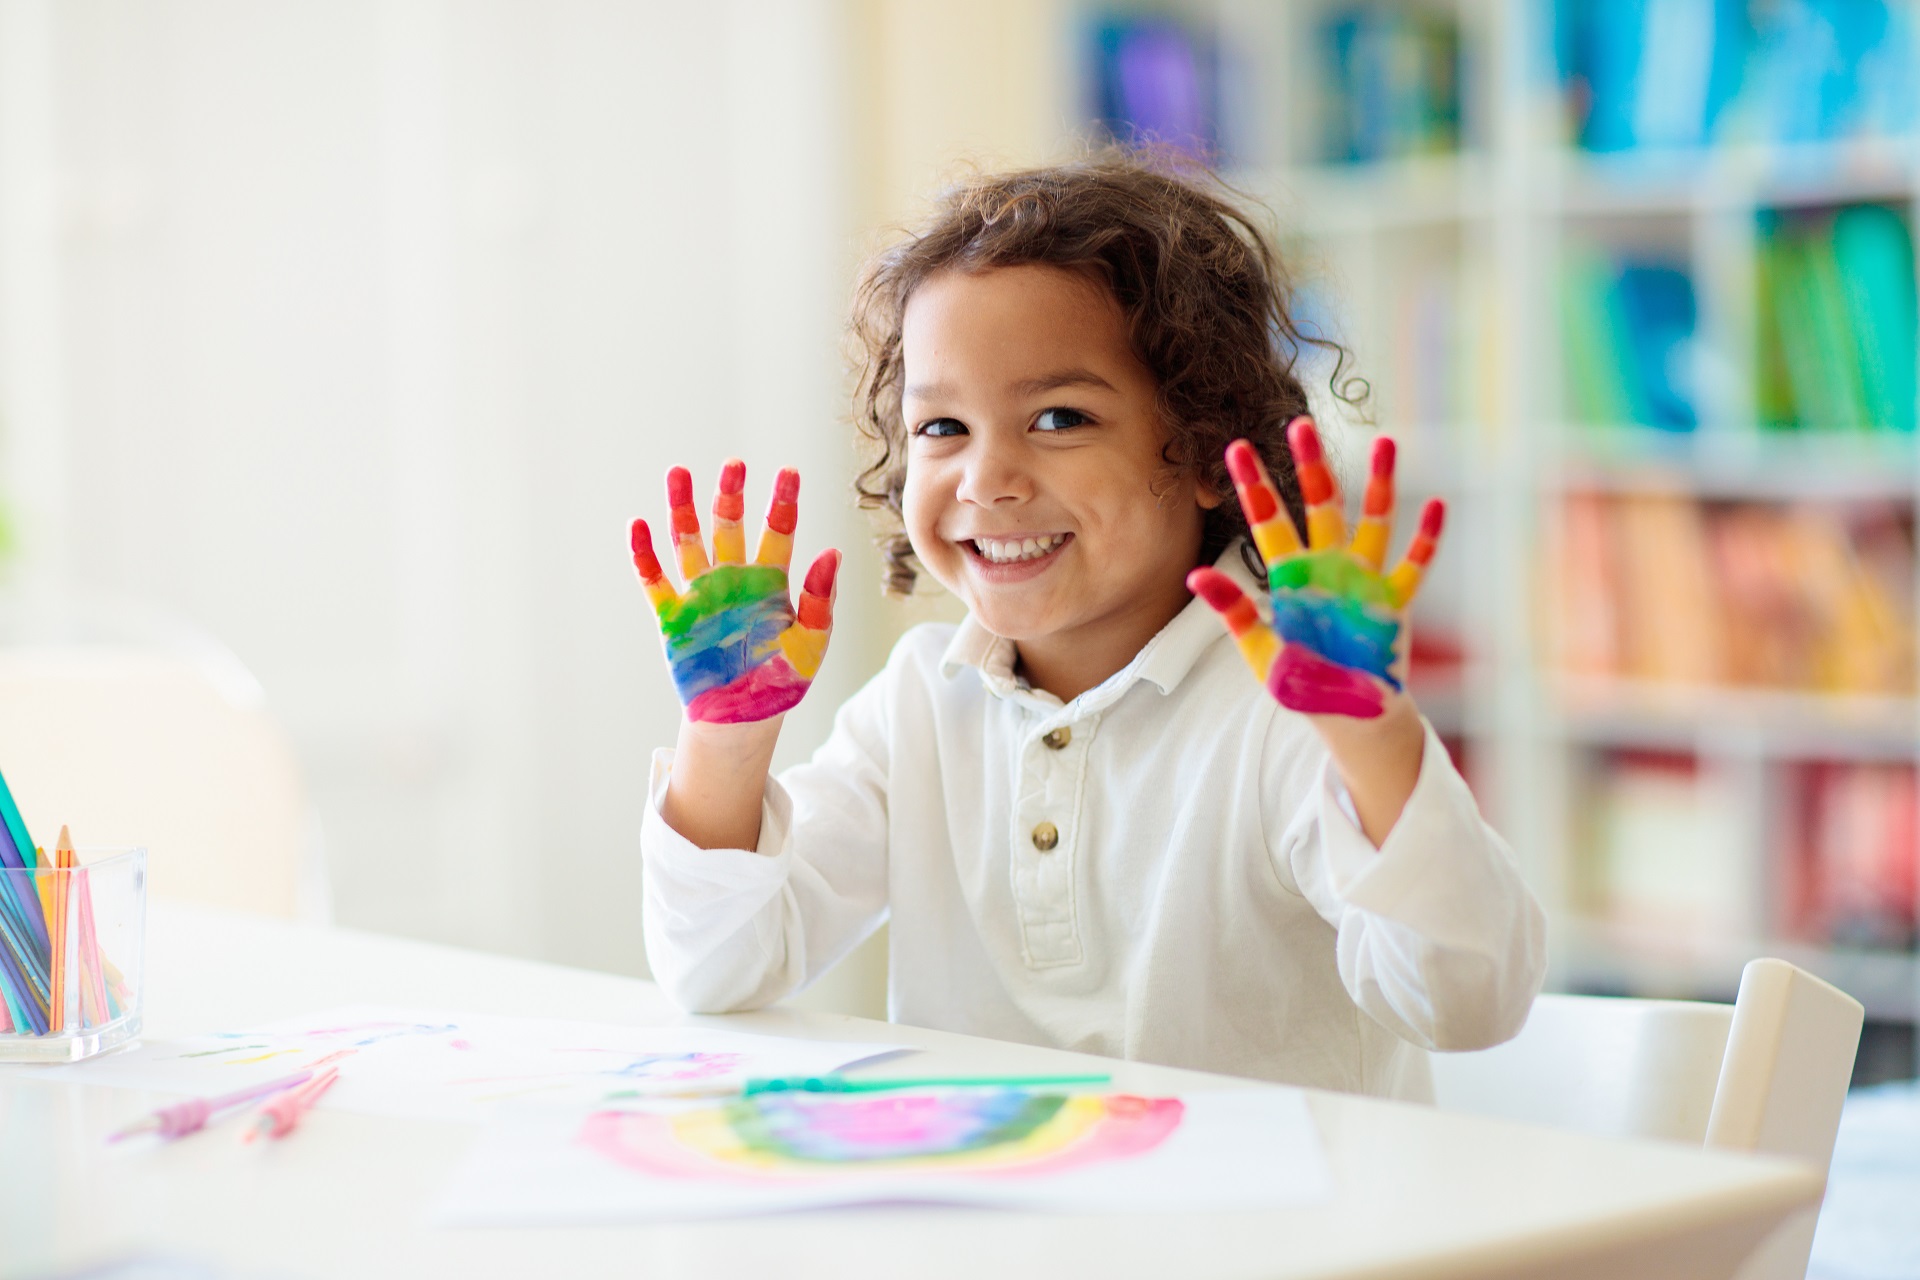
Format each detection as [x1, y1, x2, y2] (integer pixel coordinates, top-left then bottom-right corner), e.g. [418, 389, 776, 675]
[1, 903, 1822, 1280]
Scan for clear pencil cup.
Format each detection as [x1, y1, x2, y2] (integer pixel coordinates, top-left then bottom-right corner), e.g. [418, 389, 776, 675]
[0, 848, 145, 1062]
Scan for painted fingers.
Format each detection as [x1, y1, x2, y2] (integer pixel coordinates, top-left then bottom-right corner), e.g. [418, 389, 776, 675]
[1351, 437, 1395, 570]
[1187, 567, 1280, 683]
[1386, 498, 1445, 608]
[1224, 440, 1303, 566]
[629, 461, 804, 605]
[779, 549, 840, 681]
[1287, 418, 1347, 551]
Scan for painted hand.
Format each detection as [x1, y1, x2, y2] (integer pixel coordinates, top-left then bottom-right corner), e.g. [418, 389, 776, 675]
[1187, 419, 1443, 719]
[629, 461, 840, 725]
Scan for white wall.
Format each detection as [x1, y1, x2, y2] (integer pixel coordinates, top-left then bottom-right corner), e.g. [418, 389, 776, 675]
[0, 0, 867, 975]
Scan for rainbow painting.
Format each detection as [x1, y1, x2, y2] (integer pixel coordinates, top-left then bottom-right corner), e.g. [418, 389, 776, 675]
[580, 1089, 1183, 1182]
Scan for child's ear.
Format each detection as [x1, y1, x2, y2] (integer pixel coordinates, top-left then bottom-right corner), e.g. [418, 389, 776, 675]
[1196, 475, 1227, 511]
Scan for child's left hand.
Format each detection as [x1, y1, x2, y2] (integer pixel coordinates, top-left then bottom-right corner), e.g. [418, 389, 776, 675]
[1188, 419, 1443, 720]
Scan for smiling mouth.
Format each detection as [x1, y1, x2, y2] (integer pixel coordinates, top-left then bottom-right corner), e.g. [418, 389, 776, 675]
[964, 533, 1073, 565]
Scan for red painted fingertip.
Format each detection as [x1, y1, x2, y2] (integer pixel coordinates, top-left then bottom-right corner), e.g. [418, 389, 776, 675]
[1418, 497, 1446, 540]
[666, 466, 694, 508]
[629, 519, 664, 579]
[1369, 435, 1396, 477]
[719, 458, 746, 493]
[1186, 567, 1242, 610]
[1286, 417, 1323, 465]
[803, 547, 839, 595]
[773, 469, 800, 503]
[1224, 439, 1263, 488]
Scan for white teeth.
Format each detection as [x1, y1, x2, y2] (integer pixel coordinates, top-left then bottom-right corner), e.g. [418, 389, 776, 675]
[972, 534, 1065, 564]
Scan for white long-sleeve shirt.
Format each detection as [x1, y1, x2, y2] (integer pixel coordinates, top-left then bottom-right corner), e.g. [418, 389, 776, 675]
[641, 551, 1547, 1099]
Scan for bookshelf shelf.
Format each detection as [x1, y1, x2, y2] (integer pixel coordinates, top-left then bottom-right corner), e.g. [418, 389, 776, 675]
[1554, 679, 1920, 762]
[1244, 155, 1494, 234]
[1552, 433, 1920, 501]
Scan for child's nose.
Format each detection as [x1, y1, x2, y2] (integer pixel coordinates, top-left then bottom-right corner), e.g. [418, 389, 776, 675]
[954, 434, 1032, 506]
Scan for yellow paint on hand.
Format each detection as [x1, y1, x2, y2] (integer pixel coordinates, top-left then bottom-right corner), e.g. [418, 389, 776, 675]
[780, 625, 829, 679]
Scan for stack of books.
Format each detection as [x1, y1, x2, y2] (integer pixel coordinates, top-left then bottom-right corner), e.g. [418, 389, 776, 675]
[1783, 761, 1918, 949]
[1554, 492, 1915, 695]
[1317, 4, 1462, 163]
[1552, 0, 1914, 152]
[1757, 205, 1917, 434]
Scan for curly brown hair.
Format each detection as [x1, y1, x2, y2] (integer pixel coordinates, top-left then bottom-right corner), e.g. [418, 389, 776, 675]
[848, 148, 1361, 595]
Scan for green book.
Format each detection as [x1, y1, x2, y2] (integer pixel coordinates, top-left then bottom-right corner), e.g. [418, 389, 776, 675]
[1768, 221, 1869, 432]
[1753, 232, 1797, 431]
[1800, 219, 1872, 432]
[1560, 249, 1637, 427]
[1832, 205, 1918, 433]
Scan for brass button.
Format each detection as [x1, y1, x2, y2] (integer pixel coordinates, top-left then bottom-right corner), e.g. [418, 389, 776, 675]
[1042, 727, 1071, 750]
[1031, 821, 1059, 852]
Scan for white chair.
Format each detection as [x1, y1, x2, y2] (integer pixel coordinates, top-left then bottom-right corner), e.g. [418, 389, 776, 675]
[0, 596, 323, 920]
[1431, 959, 1864, 1280]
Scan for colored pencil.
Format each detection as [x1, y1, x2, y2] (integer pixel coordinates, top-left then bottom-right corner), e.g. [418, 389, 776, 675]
[0, 913, 47, 1034]
[742, 1073, 1114, 1096]
[48, 829, 72, 1033]
[243, 1066, 340, 1143]
[0, 766, 50, 956]
[75, 863, 109, 1028]
[109, 1069, 316, 1142]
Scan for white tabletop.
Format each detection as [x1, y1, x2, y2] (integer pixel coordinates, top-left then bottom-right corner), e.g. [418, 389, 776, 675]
[1, 902, 1822, 1280]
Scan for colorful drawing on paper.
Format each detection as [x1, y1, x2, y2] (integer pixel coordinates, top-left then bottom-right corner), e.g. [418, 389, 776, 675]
[432, 1087, 1333, 1224]
[37, 1005, 903, 1125]
[629, 461, 842, 724]
[1189, 421, 1445, 719]
[580, 1089, 1184, 1182]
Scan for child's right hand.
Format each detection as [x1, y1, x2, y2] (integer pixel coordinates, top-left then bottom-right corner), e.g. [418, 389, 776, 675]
[629, 461, 840, 725]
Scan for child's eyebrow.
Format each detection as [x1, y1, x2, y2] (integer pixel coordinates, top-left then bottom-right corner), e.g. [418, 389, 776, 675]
[1011, 369, 1117, 396]
[902, 369, 1117, 403]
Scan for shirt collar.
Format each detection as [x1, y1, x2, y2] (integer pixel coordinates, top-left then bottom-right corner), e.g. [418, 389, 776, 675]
[937, 542, 1263, 705]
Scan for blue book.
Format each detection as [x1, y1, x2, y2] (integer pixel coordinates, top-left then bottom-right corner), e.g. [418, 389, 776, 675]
[1614, 265, 1699, 430]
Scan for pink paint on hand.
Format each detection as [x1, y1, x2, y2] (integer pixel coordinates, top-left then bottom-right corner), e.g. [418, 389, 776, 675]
[1268, 645, 1387, 718]
[685, 656, 810, 724]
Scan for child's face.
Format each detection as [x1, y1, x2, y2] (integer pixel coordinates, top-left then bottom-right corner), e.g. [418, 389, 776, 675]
[900, 265, 1216, 660]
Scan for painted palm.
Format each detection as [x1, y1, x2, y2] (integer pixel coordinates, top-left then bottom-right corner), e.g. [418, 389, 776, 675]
[630, 461, 840, 725]
[1188, 419, 1444, 719]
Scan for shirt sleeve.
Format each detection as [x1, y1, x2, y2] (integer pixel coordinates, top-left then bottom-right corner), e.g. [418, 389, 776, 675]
[1269, 717, 1548, 1052]
[641, 667, 893, 1014]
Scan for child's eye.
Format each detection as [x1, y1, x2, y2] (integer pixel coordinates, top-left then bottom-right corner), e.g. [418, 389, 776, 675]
[1033, 407, 1089, 432]
[914, 418, 967, 438]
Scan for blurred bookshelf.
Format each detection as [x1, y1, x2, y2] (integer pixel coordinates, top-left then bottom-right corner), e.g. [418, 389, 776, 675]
[1078, 0, 1920, 1075]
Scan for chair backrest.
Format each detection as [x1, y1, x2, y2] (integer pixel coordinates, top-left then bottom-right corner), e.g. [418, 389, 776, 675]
[0, 645, 315, 918]
[1706, 959, 1864, 1166]
[1431, 959, 1864, 1280]
[1428, 989, 1736, 1143]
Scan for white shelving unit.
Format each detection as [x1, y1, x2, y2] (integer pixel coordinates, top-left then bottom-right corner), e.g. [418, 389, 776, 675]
[1079, 0, 1920, 1046]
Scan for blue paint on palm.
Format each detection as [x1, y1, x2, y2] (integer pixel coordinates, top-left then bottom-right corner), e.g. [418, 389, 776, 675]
[1271, 590, 1402, 692]
[667, 596, 793, 701]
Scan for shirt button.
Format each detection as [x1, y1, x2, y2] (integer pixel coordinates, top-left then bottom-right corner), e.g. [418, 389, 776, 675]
[1042, 727, 1071, 750]
[1031, 821, 1059, 852]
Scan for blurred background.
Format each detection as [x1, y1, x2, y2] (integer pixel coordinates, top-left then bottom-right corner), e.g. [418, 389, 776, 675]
[0, 0, 1916, 1088]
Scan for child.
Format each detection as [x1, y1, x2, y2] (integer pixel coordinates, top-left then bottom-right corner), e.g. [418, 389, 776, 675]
[629, 153, 1545, 1099]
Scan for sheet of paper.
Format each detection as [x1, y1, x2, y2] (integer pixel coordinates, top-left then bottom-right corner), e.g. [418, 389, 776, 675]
[34, 1005, 905, 1124]
[434, 1086, 1331, 1223]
